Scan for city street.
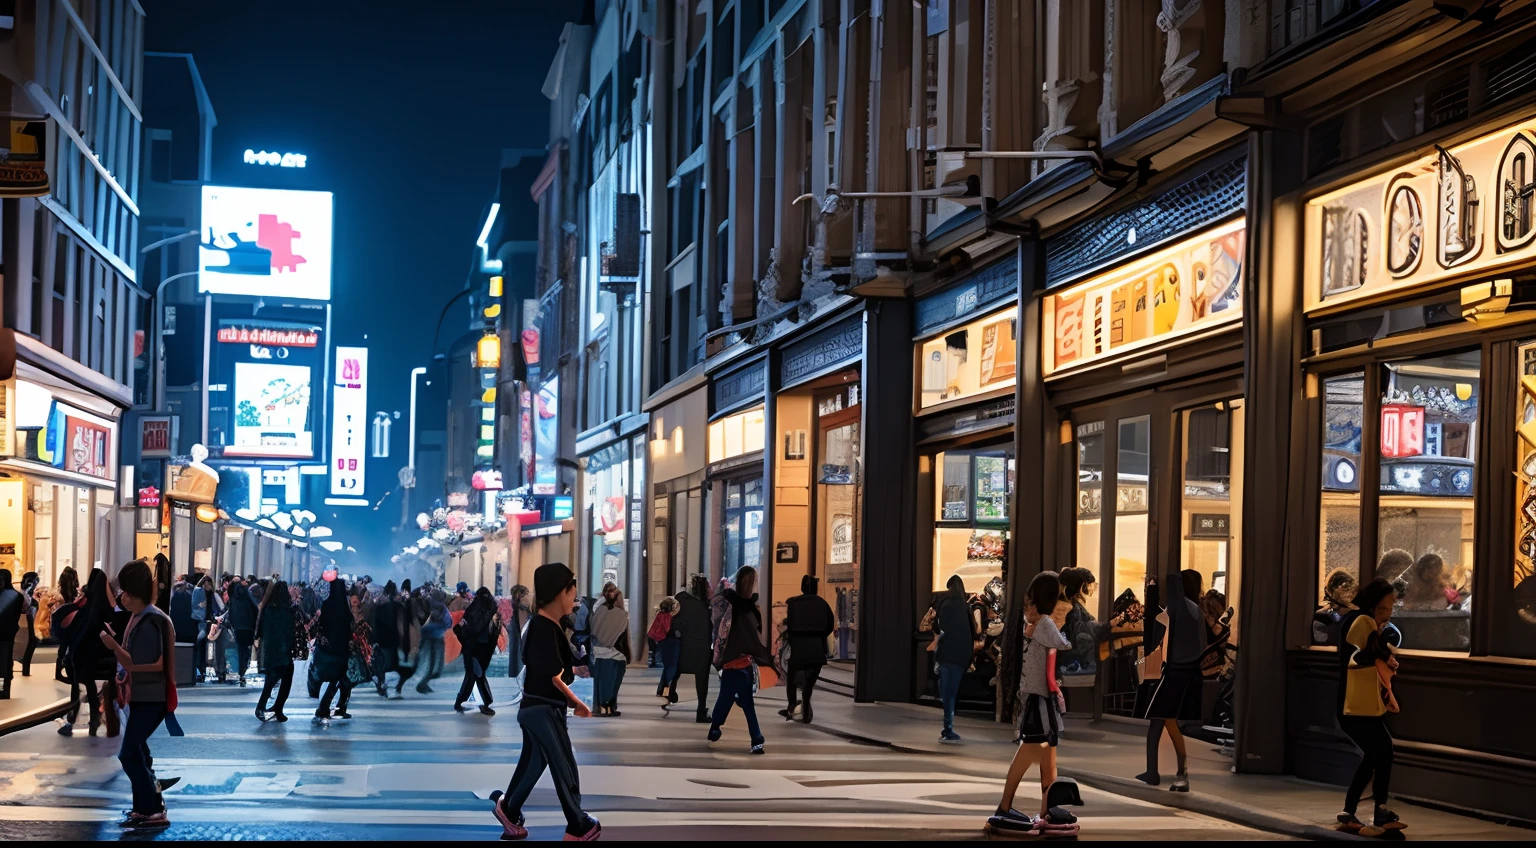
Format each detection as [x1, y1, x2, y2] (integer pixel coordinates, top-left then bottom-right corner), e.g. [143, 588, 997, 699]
[0, 669, 1275, 841]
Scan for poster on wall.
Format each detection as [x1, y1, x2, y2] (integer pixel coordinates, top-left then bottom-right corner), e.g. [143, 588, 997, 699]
[533, 377, 559, 495]
[1047, 218, 1245, 375]
[228, 362, 314, 458]
[974, 455, 1010, 522]
[44, 404, 114, 480]
[978, 319, 1017, 386]
[200, 185, 334, 301]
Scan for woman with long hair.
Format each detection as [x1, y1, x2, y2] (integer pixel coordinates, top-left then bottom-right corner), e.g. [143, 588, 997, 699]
[58, 569, 115, 736]
[589, 582, 629, 716]
[673, 574, 714, 723]
[57, 566, 80, 605]
[256, 579, 299, 722]
[1335, 578, 1407, 835]
[706, 566, 775, 754]
[313, 576, 356, 723]
[1136, 569, 1206, 792]
[453, 587, 501, 715]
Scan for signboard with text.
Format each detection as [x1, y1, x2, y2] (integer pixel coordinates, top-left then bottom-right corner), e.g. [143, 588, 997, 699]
[140, 415, 177, 459]
[330, 346, 368, 498]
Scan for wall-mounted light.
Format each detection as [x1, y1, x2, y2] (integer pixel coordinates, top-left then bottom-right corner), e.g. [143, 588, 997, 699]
[478, 332, 502, 369]
[195, 504, 220, 523]
[489, 276, 504, 298]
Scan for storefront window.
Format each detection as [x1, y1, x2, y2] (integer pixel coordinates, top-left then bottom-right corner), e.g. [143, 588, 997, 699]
[917, 306, 1017, 409]
[1075, 422, 1104, 588]
[722, 477, 764, 573]
[931, 448, 1013, 593]
[1377, 353, 1475, 652]
[708, 407, 766, 464]
[1316, 372, 1364, 644]
[1180, 400, 1243, 642]
[817, 383, 861, 661]
[1516, 341, 1536, 636]
[1113, 417, 1150, 604]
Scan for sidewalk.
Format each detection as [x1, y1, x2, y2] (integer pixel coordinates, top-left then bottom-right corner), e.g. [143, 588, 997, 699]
[618, 667, 1524, 841]
[0, 647, 71, 737]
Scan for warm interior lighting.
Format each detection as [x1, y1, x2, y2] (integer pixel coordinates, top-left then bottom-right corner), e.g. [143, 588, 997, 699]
[478, 333, 502, 369]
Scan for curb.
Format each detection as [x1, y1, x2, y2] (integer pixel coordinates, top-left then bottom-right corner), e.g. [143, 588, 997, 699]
[0, 696, 73, 738]
[792, 719, 1362, 842]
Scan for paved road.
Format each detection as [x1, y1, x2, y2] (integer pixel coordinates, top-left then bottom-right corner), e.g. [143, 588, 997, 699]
[0, 667, 1278, 841]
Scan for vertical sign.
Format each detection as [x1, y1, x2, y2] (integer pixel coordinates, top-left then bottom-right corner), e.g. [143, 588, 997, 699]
[1380, 404, 1425, 459]
[330, 347, 368, 497]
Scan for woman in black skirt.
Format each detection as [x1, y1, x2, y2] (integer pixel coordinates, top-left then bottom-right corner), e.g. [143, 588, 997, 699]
[1136, 569, 1206, 792]
[991, 572, 1074, 832]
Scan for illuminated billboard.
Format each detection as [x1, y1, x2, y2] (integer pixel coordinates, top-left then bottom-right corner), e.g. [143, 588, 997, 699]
[227, 362, 314, 458]
[330, 347, 368, 497]
[200, 185, 333, 301]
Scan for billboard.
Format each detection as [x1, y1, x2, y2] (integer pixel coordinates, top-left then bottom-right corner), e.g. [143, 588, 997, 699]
[227, 362, 314, 458]
[330, 347, 368, 497]
[533, 377, 558, 495]
[200, 185, 334, 301]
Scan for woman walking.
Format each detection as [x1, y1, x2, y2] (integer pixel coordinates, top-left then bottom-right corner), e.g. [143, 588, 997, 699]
[58, 569, 114, 736]
[99, 559, 179, 830]
[416, 589, 451, 693]
[1136, 569, 1206, 792]
[1335, 578, 1407, 836]
[227, 576, 258, 686]
[988, 571, 1076, 835]
[453, 587, 501, 715]
[589, 583, 629, 717]
[489, 562, 600, 841]
[648, 597, 681, 705]
[783, 575, 834, 724]
[673, 575, 714, 723]
[313, 576, 356, 723]
[256, 580, 301, 722]
[927, 575, 977, 741]
[372, 581, 404, 698]
[16, 572, 39, 677]
[707, 566, 775, 755]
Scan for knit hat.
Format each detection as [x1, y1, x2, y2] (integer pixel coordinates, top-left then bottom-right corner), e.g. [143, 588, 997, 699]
[456, 581, 470, 593]
[534, 562, 576, 609]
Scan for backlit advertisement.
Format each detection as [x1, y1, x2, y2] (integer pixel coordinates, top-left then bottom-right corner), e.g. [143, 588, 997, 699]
[200, 185, 334, 301]
[227, 362, 314, 458]
[533, 377, 558, 495]
[330, 347, 368, 497]
[42, 402, 115, 480]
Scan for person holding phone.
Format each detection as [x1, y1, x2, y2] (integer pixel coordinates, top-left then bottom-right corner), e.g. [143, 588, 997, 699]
[490, 562, 600, 841]
[99, 560, 178, 830]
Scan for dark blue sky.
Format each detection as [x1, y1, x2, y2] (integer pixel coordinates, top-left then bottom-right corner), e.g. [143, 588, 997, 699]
[143, 0, 576, 560]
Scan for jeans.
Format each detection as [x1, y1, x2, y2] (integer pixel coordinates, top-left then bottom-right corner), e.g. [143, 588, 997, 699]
[118, 702, 167, 815]
[259, 665, 294, 714]
[504, 704, 591, 835]
[655, 639, 680, 696]
[786, 663, 823, 713]
[592, 657, 626, 710]
[318, 679, 353, 716]
[710, 666, 763, 744]
[418, 636, 446, 688]
[1340, 715, 1394, 814]
[936, 662, 965, 733]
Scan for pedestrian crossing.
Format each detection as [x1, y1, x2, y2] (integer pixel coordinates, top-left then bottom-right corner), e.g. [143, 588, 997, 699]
[0, 671, 1279, 841]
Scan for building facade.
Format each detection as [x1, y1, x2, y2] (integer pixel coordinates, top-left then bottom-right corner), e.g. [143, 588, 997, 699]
[525, 0, 1536, 821]
[1, 0, 148, 587]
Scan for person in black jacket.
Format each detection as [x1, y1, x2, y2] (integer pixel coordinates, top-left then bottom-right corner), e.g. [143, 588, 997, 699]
[58, 569, 114, 735]
[256, 579, 300, 722]
[453, 588, 501, 716]
[17, 572, 39, 677]
[373, 581, 403, 698]
[169, 576, 196, 645]
[706, 566, 775, 754]
[781, 575, 834, 724]
[225, 576, 258, 686]
[1137, 569, 1206, 792]
[0, 570, 21, 699]
[314, 576, 356, 722]
[932, 575, 978, 741]
[672, 574, 714, 723]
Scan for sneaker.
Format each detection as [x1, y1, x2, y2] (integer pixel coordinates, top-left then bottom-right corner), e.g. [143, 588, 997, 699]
[1169, 772, 1189, 792]
[695, 711, 710, 724]
[940, 730, 962, 742]
[256, 707, 268, 722]
[562, 817, 601, 841]
[416, 685, 433, 694]
[273, 712, 289, 723]
[480, 706, 496, 717]
[57, 722, 73, 736]
[1337, 811, 1365, 832]
[454, 703, 468, 713]
[986, 813, 1038, 833]
[312, 713, 330, 725]
[707, 726, 722, 743]
[489, 790, 528, 840]
[750, 743, 765, 755]
[333, 711, 353, 720]
[1374, 806, 1406, 830]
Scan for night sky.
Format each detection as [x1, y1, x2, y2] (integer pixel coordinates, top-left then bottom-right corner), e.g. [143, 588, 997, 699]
[143, 0, 577, 561]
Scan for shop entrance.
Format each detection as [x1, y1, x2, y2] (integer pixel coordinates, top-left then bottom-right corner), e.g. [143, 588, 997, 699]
[1066, 379, 1243, 720]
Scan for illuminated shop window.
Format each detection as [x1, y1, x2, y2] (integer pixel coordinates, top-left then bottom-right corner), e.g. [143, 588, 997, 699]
[917, 306, 1017, 410]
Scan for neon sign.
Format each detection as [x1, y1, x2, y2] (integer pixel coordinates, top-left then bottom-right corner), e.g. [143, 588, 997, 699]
[244, 149, 307, 168]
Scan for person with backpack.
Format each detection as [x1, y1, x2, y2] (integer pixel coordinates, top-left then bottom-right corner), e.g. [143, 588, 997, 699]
[98, 559, 181, 830]
[706, 566, 776, 755]
[783, 575, 835, 724]
[648, 597, 681, 706]
[453, 587, 502, 715]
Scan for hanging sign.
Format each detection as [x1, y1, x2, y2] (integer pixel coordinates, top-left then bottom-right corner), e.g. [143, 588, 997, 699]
[330, 347, 368, 497]
[0, 120, 50, 198]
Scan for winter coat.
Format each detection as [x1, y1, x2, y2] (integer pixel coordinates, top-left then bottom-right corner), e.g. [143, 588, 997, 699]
[784, 592, 834, 668]
[711, 589, 772, 670]
[227, 585, 258, 633]
[170, 584, 197, 643]
[933, 589, 977, 667]
[258, 601, 298, 669]
[673, 591, 713, 674]
[374, 597, 401, 670]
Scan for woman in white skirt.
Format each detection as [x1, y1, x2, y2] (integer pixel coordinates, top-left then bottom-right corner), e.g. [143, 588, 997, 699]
[990, 572, 1073, 833]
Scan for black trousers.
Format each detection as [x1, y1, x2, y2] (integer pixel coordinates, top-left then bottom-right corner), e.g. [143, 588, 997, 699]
[504, 704, 588, 834]
[68, 669, 102, 725]
[318, 679, 353, 715]
[456, 659, 492, 707]
[786, 663, 823, 710]
[20, 633, 36, 675]
[683, 670, 709, 711]
[1340, 715, 1394, 814]
[119, 703, 167, 815]
[259, 665, 294, 714]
